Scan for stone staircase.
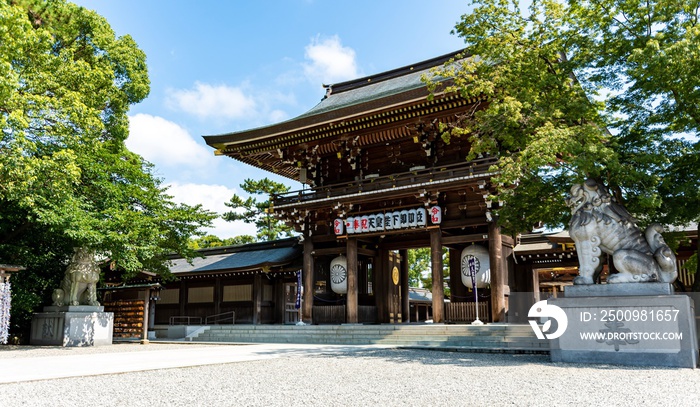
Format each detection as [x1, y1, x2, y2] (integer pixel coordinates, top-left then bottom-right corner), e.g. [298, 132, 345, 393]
[189, 324, 549, 353]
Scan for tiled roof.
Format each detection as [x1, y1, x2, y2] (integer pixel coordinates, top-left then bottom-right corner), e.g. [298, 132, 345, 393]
[203, 50, 464, 147]
[169, 238, 302, 274]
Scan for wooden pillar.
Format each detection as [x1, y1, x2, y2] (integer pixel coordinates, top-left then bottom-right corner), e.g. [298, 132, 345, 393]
[347, 238, 358, 323]
[449, 248, 468, 302]
[179, 280, 187, 317]
[148, 290, 157, 330]
[141, 289, 150, 343]
[274, 276, 285, 324]
[489, 221, 506, 322]
[430, 228, 444, 323]
[530, 264, 540, 303]
[375, 248, 387, 323]
[214, 276, 221, 316]
[303, 237, 314, 323]
[400, 249, 409, 322]
[253, 273, 262, 324]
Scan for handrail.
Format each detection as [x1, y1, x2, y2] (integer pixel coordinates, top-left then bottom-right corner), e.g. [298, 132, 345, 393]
[272, 157, 497, 207]
[169, 316, 202, 325]
[205, 311, 236, 325]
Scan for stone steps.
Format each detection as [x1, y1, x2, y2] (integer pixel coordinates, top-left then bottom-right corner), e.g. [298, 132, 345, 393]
[190, 324, 549, 353]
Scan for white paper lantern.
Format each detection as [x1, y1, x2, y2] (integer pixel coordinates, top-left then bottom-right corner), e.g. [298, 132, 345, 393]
[429, 206, 442, 225]
[353, 218, 360, 233]
[368, 214, 377, 232]
[375, 213, 385, 231]
[384, 213, 393, 230]
[416, 207, 427, 227]
[408, 209, 417, 227]
[399, 210, 409, 228]
[333, 219, 344, 235]
[346, 217, 355, 234]
[330, 255, 348, 294]
[391, 212, 401, 229]
[461, 245, 491, 289]
[360, 215, 369, 233]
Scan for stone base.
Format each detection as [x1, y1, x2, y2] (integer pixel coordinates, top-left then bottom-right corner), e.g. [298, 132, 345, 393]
[549, 295, 697, 368]
[30, 307, 113, 347]
[564, 282, 674, 297]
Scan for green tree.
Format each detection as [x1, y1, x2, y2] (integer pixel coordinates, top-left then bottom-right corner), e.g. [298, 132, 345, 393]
[188, 234, 256, 249]
[407, 248, 430, 287]
[428, 0, 699, 279]
[223, 178, 294, 241]
[0, 0, 215, 337]
[409, 248, 450, 296]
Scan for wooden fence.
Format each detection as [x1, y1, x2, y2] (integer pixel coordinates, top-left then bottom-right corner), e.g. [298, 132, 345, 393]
[445, 301, 490, 323]
[313, 305, 378, 324]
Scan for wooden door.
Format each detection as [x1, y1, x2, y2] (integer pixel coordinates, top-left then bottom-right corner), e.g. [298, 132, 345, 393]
[284, 282, 299, 324]
[388, 252, 402, 323]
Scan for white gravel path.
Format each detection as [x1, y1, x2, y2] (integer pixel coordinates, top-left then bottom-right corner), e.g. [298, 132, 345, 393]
[1, 343, 699, 406]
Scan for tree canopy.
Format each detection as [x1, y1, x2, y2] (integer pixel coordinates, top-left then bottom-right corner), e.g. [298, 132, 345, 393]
[428, 0, 699, 236]
[223, 178, 295, 242]
[0, 0, 215, 336]
[188, 234, 256, 250]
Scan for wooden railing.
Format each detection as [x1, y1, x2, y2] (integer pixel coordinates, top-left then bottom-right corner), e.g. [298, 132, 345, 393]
[169, 316, 202, 325]
[273, 157, 497, 208]
[445, 302, 490, 323]
[312, 305, 378, 324]
[205, 311, 236, 325]
[313, 305, 345, 324]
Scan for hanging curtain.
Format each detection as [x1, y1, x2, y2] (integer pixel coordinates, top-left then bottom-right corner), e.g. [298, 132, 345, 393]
[0, 279, 11, 344]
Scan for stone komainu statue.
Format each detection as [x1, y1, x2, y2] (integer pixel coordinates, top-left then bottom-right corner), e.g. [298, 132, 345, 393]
[566, 179, 677, 285]
[52, 247, 101, 307]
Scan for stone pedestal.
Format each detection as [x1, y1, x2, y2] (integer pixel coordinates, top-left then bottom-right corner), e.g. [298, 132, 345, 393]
[30, 306, 113, 347]
[549, 284, 697, 368]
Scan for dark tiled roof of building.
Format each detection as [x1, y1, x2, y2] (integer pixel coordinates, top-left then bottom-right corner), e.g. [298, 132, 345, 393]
[169, 237, 301, 274]
[203, 50, 465, 147]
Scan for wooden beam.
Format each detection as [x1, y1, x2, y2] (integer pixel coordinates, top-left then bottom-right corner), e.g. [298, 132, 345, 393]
[253, 273, 262, 324]
[400, 249, 409, 323]
[489, 221, 506, 322]
[347, 238, 358, 323]
[441, 233, 489, 246]
[312, 247, 345, 257]
[430, 228, 444, 323]
[439, 218, 489, 230]
[311, 247, 377, 257]
[303, 238, 314, 323]
[375, 248, 387, 323]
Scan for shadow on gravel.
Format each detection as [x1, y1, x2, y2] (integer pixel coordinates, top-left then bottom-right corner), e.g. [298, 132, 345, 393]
[247, 346, 687, 371]
[310, 348, 550, 368]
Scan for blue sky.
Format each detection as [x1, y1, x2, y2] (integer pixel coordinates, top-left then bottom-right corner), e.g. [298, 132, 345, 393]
[73, 1, 472, 238]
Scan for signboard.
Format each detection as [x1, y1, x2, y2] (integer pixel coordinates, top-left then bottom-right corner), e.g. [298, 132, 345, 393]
[295, 271, 302, 309]
[334, 206, 440, 236]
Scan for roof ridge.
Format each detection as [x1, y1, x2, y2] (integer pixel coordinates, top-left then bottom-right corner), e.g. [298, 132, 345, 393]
[324, 49, 466, 95]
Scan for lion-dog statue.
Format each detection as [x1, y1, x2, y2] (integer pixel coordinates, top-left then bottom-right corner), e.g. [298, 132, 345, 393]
[52, 247, 101, 306]
[566, 179, 677, 285]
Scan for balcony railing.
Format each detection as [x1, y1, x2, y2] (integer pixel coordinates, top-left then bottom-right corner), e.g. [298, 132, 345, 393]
[272, 157, 497, 208]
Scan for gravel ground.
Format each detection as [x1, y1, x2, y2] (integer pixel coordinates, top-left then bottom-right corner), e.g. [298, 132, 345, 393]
[1, 343, 700, 406]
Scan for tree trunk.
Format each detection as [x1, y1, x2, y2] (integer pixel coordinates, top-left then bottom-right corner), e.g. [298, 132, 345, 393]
[692, 223, 700, 292]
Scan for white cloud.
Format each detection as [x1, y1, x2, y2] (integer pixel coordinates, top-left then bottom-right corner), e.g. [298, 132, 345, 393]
[127, 114, 211, 169]
[165, 182, 257, 239]
[303, 35, 360, 85]
[166, 82, 257, 120]
[166, 182, 234, 214]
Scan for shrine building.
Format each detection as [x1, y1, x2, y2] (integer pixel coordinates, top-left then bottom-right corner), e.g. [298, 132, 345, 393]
[203, 50, 515, 325]
[104, 51, 697, 338]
